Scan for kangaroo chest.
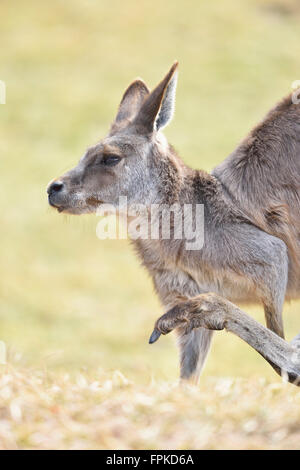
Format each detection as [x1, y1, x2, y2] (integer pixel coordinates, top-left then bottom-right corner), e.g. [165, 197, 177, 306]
[135, 239, 257, 306]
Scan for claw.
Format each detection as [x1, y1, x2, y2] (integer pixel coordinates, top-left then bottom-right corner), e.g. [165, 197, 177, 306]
[149, 328, 162, 344]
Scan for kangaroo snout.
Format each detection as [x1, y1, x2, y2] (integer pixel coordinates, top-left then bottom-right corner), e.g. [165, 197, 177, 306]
[47, 180, 65, 211]
[47, 180, 64, 195]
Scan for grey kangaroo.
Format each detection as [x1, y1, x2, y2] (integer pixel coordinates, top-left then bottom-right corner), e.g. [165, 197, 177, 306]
[47, 63, 300, 385]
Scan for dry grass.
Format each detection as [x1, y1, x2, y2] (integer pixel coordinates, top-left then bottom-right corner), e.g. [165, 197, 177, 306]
[1, 364, 300, 450]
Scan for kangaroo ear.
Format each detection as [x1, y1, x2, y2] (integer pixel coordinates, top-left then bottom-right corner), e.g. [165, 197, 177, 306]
[113, 79, 150, 128]
[135, 62, 178, 133]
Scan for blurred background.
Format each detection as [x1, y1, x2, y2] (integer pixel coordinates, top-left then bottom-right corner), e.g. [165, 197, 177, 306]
[1, 0, 300, 384]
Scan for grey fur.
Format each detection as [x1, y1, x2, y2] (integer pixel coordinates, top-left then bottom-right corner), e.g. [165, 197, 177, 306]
[47, 63, 300, 383]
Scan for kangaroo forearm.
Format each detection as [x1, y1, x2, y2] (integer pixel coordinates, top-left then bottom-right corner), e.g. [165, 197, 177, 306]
[225, 306, 300, 383]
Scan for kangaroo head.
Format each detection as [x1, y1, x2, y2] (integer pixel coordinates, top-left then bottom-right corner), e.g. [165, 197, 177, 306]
[47, 62, 179, 215]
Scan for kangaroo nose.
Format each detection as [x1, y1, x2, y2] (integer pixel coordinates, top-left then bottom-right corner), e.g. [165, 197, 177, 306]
[47, 181, 64, 195]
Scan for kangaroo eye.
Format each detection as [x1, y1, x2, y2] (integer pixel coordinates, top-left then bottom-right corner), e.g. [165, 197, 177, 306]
[101, 154, 122, 166]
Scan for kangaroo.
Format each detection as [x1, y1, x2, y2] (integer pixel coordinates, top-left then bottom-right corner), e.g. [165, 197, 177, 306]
[47, 62, 300, 383]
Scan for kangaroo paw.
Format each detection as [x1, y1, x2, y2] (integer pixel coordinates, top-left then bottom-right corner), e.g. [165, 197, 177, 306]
[149, 293, 227, 344]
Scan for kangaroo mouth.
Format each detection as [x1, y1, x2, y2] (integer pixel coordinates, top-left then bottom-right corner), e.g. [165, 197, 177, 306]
[48, 196, 76, 214]
[49, 195, 103, 214]
[48, 197, 65, 212]
[51, 204, 66, 213]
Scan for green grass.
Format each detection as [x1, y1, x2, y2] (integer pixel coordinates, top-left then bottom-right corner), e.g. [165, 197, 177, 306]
[1, 0, 300, 396]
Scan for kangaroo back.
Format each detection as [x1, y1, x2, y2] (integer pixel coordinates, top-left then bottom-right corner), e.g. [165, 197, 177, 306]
[212, 94, 300, 291]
